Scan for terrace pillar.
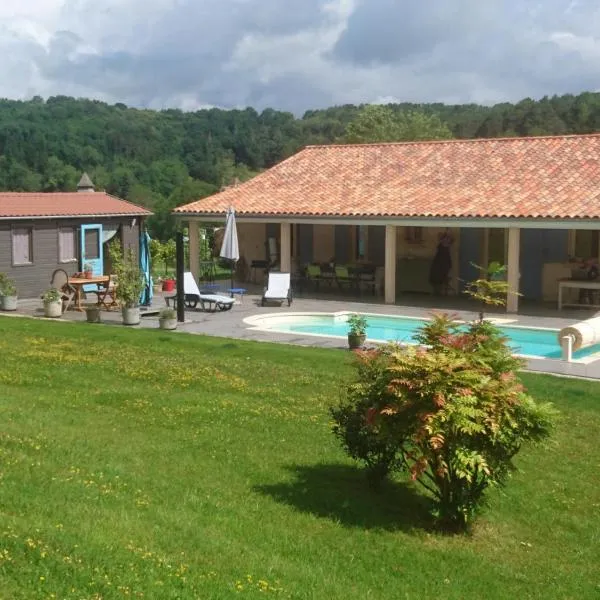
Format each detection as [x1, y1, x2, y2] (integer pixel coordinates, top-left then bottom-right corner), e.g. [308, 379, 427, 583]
[506, 227, 520, 313]
[188, 221, 200, 283]
[384, 225, 397, 304]
[280, 222, 292, 273]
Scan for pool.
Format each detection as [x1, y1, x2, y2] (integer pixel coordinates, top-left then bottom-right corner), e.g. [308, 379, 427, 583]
[246, 313, 600, 360]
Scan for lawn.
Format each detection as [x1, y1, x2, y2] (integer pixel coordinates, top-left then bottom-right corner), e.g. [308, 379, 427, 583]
[0, 316, 598, 599]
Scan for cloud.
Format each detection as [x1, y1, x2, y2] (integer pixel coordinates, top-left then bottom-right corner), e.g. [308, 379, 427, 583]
[330, 0, 600, 105]
[1, 0, 600, 113]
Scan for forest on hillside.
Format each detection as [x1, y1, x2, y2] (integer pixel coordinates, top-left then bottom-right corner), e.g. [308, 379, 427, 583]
[2, 92, 600, 239]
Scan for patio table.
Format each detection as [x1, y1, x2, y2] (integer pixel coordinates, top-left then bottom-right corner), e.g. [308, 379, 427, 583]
[558, 279, 600, 310]
[67, 276, 110, 312]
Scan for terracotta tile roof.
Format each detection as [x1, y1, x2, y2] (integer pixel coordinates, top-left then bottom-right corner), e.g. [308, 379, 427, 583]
[174, 134, 600, 221]
[0, 192, 152, 219]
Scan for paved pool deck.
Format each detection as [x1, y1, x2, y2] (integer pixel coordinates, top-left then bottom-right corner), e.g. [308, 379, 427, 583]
[7, 288, 600, 380]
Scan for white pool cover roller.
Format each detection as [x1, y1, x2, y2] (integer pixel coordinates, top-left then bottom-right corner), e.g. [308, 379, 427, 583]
[558, 316, 600, 351]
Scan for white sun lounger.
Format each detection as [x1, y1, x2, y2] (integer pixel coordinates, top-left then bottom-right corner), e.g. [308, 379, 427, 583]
[261, 272, 292, 306]
[165, 272, 235, 312]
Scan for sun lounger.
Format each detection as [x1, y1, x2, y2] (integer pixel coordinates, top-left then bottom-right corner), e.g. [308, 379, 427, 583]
[261, 272, 292, 306]
[165, 272, 235, 312]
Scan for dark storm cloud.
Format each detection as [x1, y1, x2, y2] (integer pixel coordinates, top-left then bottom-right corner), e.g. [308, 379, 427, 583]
[331, 0, 500, 65]
[32, 0, 338, 109]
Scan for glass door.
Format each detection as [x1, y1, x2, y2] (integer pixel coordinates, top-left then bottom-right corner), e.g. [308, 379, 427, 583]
[80, 224, 104, 291]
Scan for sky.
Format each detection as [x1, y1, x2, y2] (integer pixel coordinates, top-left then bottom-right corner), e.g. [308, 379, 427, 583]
[1, 0, 600, 114]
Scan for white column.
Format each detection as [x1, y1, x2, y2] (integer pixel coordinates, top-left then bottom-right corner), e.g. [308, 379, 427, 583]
[188, 221, 200, 283]
[506, 227, 520, 313]
[280, 222, 291, 273]
[384, 225, 397, 304]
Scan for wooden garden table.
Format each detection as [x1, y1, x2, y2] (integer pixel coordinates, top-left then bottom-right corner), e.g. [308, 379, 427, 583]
[67, 276, 110, 311]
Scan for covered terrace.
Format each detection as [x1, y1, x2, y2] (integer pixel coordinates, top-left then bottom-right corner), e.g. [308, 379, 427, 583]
[174, 135, 600, 314]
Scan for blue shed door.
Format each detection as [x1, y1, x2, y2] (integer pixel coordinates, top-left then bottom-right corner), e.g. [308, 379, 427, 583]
[81, 224, 104, 291]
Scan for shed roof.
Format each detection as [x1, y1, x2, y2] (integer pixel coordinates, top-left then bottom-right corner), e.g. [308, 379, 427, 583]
[0, 192, 152, 219]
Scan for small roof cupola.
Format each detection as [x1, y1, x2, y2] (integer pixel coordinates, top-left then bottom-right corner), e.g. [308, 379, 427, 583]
[77, 172, 95, 192]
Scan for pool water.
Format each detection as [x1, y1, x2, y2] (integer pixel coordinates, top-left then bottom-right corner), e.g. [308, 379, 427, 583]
[268, 314, 600, 360]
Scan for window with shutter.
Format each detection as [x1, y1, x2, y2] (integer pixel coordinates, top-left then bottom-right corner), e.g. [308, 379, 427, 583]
[59, 227, 77, 262]
[12, 227, 33, 265]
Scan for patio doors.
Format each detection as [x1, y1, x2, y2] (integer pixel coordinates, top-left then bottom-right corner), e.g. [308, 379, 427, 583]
[81, 224, 104, 291]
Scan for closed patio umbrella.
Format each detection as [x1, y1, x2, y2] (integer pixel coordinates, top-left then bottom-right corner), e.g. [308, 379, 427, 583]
[219, 206, 239, 292]
[139, 230, 153, 306]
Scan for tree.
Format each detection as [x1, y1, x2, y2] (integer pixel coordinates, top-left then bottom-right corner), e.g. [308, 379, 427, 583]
[41, 156, 79, 191]
[463, 262, 513, 322]
[331, 270, 556, 532]
[3, 91, 600, 241]
[344, 105, 453, 143]
[147, 178, 218, 242]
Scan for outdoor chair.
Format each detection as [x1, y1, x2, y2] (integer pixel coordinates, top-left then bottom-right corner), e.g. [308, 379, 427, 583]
[48, 268, 76, 312]
[95, 275, 118, 310]
[357, 266, 377, 295]
[305, 264, 322, 290]
[335, 265, 354, 290]
[165, 272, 234, 312]
[261, 272, 292, 306]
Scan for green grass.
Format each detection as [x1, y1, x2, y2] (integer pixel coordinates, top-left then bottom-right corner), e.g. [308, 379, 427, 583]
[0, 316, 599, 599]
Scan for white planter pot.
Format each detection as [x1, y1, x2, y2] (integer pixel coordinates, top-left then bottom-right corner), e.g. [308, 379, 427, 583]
[122, 306, 140, 326]
[0, 295, 18, 311]
[44, 300, 63, 318]
[159, 318, 177, 330]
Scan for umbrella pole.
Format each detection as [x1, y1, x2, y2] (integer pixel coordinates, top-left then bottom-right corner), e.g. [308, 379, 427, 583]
[230, 260, 234, 297]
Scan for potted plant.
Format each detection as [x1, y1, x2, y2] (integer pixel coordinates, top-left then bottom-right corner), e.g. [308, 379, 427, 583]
[109, 241, 144, 326]
[85, 304, 101, 323]
[158, 307, 177, 330]
[162, 277, 176, 292]
[347, 313, 368, 349]
[42, 288, 63, 318]
[0, 274, 18, 311]
[160, 239, 177, 291]
[83, 263, 93, 279]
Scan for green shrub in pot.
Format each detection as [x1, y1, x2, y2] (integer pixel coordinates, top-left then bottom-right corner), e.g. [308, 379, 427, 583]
[109, 240, 144, 325]
[347, 313, 368, 349]
[0, 273, 18, 311]
[42, 288, 63, 318]
[159, 307, 177, 330]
